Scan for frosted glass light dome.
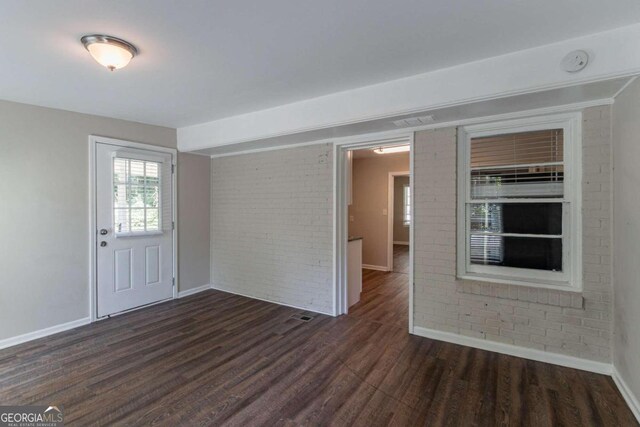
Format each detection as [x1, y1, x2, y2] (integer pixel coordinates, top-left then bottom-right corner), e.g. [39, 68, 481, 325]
[81, 35, 138, 71]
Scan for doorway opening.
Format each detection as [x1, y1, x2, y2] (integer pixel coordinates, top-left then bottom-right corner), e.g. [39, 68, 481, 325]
[334, 134, 414, 333]
[388, 172, 410, 275]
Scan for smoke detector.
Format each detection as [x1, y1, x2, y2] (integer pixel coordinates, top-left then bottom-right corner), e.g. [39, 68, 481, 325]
[561, 50, 589, 73]
[393, 115, 434, 127]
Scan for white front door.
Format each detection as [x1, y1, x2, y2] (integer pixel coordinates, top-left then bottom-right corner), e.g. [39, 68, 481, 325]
[95, 142, 174, 318]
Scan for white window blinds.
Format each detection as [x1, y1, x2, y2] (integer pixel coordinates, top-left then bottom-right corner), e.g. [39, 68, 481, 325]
[470, 129, 564, 199]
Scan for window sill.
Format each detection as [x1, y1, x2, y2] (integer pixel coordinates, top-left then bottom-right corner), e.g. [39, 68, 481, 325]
[457, 274, 584, 308]
[457, 274, 582, 294]
[457, 273, 581, 293]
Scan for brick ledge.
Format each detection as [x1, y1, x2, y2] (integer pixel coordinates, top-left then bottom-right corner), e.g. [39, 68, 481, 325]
[456, 280, 584, 309]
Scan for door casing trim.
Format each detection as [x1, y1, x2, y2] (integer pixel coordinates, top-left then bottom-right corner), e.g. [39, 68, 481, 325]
[89, 135, 178, 322]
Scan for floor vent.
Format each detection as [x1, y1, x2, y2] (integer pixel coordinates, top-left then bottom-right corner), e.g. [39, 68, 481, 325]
[290, 313, 314, 322]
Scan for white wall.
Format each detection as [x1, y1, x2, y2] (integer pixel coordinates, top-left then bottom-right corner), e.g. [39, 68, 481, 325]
[413, 106, 613, 362]
[178, 153, 211, 291]
[210, 144, 334, 314]
[612, 78, 640, 405]
[0, 100, 180, 341]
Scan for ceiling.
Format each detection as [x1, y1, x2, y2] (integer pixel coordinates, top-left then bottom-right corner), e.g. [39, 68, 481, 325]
[0, 1, 639, 128]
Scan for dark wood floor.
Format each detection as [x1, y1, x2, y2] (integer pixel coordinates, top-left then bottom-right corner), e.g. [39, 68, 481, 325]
[348, 245, 409, 329]
[348, 269, 408, 330]
[392, 244, 410, 274]
[0, 268, 636, 426]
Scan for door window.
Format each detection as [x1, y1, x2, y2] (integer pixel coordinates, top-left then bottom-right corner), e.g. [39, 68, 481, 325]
[113, 157, 161, 235]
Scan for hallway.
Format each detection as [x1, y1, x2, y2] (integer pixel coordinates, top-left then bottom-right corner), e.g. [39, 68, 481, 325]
[348, 245, 410, 330]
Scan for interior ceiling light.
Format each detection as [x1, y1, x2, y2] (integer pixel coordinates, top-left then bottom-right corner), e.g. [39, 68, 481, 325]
[373, 145, 410, 154]
[81, 35, 138, 71]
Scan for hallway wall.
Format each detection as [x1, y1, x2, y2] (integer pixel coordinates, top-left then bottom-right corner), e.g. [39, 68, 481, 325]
[349, 152, 409, 269]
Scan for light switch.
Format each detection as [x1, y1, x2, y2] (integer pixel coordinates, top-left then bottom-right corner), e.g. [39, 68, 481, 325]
[349, 215, 354, 222]
[382, 208, 388, 215]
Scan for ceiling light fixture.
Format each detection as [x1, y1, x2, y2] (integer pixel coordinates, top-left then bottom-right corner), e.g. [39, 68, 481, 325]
[81, 34, 138, 71]
[373, 145, 410, 155]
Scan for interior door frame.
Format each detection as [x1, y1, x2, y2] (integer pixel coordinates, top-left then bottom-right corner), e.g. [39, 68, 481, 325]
[387, 171, 410, 273]
[333, 132, 415, 334]
[89, 135, 178, 322]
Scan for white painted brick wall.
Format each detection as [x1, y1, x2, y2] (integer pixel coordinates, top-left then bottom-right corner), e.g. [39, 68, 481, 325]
[210, 144, 334, 314]
[413, 106, 613, 362]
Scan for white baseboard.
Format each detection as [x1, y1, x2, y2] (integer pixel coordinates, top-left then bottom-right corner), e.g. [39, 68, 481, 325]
[210, 284, 334, 316]
[393, 241, 409, 245]
[0, 317, 91, 351]
[362, 264, 390, 271]
[612, 366, 640, 423]
[412, 326, 612, 375]
[178, 284, 212, 298]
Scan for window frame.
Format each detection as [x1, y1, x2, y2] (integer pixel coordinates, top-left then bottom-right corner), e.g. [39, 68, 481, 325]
[456, 113, 582, 291]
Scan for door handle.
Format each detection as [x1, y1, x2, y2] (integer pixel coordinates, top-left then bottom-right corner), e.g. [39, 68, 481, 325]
[100, 241, 107, 247]
[100, 229, 108, 235]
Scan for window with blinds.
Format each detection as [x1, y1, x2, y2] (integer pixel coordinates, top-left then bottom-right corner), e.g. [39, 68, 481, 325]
[403, 185, 411, 226]
[470, 129, 564, 199]
[458, 115, 581, 290]
[113, 157, 161, 234]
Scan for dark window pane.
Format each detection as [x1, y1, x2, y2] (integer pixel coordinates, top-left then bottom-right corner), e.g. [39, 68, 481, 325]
[470, 235, 562, 271]
[470, 203, 562, 235]
[503, 203, 562, 235]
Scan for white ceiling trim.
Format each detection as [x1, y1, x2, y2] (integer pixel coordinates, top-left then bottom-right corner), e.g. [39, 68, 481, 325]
[208, 139, 333, 159]
[208, 97, 612, 159]
[179, 23, 640, 152]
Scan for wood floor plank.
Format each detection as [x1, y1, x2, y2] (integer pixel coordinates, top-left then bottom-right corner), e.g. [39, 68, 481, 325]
[0, 247, 636, 426]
